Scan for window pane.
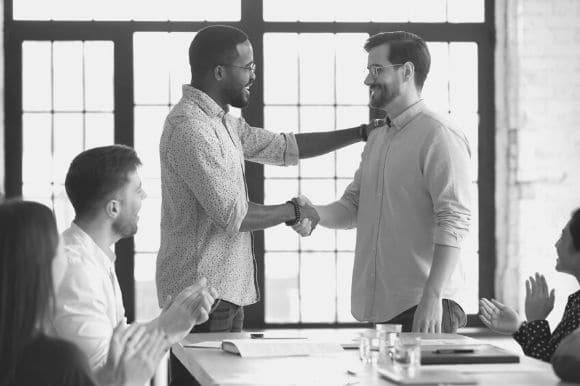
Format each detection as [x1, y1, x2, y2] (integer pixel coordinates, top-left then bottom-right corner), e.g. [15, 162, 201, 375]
[447, 0, 485, 23]
[264, 179, 299, 205]
[85, 113, 114, 149]
[423, 42, 450, 113]
[168, 33, 198, 105]
[22, 113, 52, 184]
[84, 42, 114, 111]
[53, 42, 83, 111]
[53, 184, 75, 231]
[134, 33, 171, 105]
[299, 34, 334, 104]
[264, 34, 299, 104]
[334, 0, 373, 22]
[22, 42, 51, 111]
[134, 106, 170, 180]
[134, 192, 161, 254]
[300, 252, 335, 322]
[450, 112, 479, 181]
[336, 108, 366, 178]
[449, 43, 478, 113]
[53, 113, 84, 184]
[265, 252, 300, 323]
[135, 253, 160, 322]
[299, 180, 335, 251]
[337, 252, 356, 322]
[14, 0, 240, 21]
[370, 0, 408, 22]
[409, 0, 446, 22]
[335, 34, 368, 105]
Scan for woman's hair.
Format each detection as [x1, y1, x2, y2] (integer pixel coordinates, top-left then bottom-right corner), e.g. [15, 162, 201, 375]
[0, 200, 59, 383]
[570, 208, 580, 251]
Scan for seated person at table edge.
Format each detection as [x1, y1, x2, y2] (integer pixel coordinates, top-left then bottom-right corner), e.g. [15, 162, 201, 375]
[479, 208, 580, 362]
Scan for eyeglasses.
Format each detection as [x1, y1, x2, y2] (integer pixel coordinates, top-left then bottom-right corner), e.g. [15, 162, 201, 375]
[222, 62, 256, 74]
[366, 63, 402, 78]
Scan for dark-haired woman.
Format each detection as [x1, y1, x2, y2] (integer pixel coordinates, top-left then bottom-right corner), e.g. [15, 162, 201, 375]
[479, 208, 580, 364]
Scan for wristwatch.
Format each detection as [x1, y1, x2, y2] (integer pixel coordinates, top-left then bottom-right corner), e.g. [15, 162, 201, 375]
[285, 198, 301, 226]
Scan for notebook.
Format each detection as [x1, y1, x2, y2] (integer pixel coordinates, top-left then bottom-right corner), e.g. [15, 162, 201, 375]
[378, 365, 478, 385]
[421, 344, 519, 365]
[221, 339, 343, 358]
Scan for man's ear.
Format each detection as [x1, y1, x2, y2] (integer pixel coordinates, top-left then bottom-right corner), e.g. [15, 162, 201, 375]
[403, 61, 415, 82]
[105, 199, 120, 219]
[214, 65, 226, 81]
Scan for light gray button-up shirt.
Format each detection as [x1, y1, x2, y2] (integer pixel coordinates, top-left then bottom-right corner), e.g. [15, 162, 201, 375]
[157, 85, 299, 307]
[338, 100, 472, 322]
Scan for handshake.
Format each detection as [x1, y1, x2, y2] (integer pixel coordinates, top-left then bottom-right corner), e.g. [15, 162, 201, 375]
[287, 195, 318, 237]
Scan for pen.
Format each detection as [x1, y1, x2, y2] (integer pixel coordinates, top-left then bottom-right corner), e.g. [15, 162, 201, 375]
[250, 333, 307, 339]
[433, 348, 475, 354]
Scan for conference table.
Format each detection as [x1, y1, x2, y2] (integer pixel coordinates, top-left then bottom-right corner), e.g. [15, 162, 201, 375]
[172, 329, 574, 385]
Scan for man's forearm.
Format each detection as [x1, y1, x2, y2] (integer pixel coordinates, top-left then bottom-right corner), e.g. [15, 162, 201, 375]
[295, 126, 362, 159]
[239, 202, 295, 232]
[422, 244, 461, 298]
[314, 202, 356, 229]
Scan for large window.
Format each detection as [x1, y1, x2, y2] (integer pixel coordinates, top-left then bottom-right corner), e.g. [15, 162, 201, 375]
[5, 0, 494, 329]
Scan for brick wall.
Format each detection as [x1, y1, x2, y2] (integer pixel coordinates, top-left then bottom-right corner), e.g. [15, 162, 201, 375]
[496, 0, 580, 327]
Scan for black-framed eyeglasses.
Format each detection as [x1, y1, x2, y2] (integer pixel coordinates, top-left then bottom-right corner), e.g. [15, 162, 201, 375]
[366, 63, 403, 78]
[222, 62, 256, 74]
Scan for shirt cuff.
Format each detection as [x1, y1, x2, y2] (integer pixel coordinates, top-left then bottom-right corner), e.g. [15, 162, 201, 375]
[225, 195, 249, 234]
[283, 133, 299, 166]
[433, 227, 462, 248]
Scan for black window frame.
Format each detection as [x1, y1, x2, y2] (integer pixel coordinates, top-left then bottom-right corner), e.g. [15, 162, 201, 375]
[3, 0, 495, 329]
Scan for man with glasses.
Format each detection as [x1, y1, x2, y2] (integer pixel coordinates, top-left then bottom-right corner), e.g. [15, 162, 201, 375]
[158, 24, 377, 385]
[293, 31, 472, 334]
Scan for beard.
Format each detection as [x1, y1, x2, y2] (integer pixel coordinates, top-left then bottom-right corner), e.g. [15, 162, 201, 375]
[369, 82, 401, 108]
[112, 214, 138, 239]
[227, 82, 251, 108]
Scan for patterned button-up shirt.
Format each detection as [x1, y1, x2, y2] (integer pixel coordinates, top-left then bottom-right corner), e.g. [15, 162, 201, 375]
[513, 290, 580, 362]
[338, 100, 472, 322]
[157, 85, 299, 307]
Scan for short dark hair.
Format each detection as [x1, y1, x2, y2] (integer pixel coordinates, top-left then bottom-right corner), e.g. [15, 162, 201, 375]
[65, 145, 141, 218]
[364, 31, 431, 90]
[0, 200, 59, 383]
[569, 208, 580, 251]
[189, 25, 249, 82]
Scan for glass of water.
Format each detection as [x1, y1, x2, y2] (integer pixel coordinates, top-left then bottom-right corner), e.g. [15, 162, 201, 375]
[394, 336, 421, 373]
[358, 330, 375, 364]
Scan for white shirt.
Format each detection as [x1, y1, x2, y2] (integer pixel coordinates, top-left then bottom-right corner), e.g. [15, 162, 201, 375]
[50, 222, 126, 370]
[338, 101, 472, 322]
[157, 85, 299, 307]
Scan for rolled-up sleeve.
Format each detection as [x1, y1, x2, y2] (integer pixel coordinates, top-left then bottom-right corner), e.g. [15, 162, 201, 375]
[422, 126, 472, 248]
[52, 261, 114, 370]
[167, 119, 248, 233]
[337, 151, 366, 229]
[235, 119, 299, 166]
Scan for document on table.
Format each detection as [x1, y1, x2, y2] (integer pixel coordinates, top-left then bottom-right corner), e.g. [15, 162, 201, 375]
[221, 339, 344, 358]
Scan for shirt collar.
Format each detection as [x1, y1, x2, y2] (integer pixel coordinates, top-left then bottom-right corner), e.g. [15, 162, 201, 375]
[182, 84, 227, 118]
[69, 222, 117, 269]
[389, 99, 425, 131]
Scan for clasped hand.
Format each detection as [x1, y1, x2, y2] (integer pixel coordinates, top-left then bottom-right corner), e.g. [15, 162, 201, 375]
[290, 195, 318, 236]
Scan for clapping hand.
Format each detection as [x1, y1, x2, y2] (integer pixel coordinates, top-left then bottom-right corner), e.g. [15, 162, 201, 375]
[291, 195, 317, 237]
[479, 298, 524, 334]
[102, 322, 169, 386]
[159, 277, 218, 344]
[525, 272, 555, 321]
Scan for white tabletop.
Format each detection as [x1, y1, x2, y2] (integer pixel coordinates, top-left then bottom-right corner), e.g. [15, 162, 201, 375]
[172, 329, 572, 386]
